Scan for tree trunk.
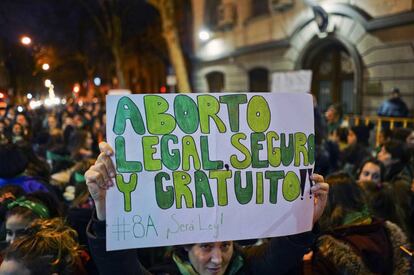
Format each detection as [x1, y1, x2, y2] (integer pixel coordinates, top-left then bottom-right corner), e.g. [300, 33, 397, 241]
[148, 0, 191, 93]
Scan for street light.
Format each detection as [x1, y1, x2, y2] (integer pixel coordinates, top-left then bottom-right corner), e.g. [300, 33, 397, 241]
[42, 63, 50, 71]
[198, 30, 211, 41]
[20, 36, 32, 46]
[44, 79, 52, 88]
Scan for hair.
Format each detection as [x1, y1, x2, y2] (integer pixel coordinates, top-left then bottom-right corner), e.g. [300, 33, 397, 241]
[6, 191, 63, 222]
[357, 158, 385, 183]
[383, 140, 409, 163]
[359, 180, 406, 232]
[319, 172, 367, 231]
[2, 218, 83, 275]
[328, 103, 343, 119]
[67, 130, 90, 159]
[392, 127, 413, 143]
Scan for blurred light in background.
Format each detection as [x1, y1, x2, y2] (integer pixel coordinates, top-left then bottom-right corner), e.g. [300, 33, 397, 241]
[17, 106, 24, 113]
[94, 77, 101, 86]
[26, 93, 33, 99]
[42, 63, 50, 71]
[20, 36, 32, 45]
[73, 83, 80, 93]
[29, 100, 42, 109]
[44, 79, 52, 88]
[198, 30, 211, 41]
[0, 92, 4, 99]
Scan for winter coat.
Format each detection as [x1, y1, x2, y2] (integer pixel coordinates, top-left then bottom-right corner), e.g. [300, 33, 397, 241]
[311, 219, 410, 274]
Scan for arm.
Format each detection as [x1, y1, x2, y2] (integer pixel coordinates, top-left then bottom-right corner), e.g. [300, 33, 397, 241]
[243, 174, 329, 274]
[85, 142, 151, 275]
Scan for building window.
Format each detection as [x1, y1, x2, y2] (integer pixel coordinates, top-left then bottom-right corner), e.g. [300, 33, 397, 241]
[251, 0, 269, 17]
[206, 71, 225, 92]
[248, 68, 269, 92]
[204, 0, 222, 28]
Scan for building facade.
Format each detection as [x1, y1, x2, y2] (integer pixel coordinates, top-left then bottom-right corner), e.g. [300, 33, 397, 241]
[191, 0, 414, 114]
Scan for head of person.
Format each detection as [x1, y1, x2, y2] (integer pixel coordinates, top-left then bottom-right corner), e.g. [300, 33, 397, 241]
[377, 140, 408, 167]
[319, 172, 367, 230]
[392, 127, 414, 149]
[0, 143, 29, 179]
[67, 130, 94, 159]
[378, 127, 392, 146]
[357, 159, 384, 185]
[347, 125, 371, 146]
[175, 241, 234, 275]
[325, 104, 342, 124]
[12, 122, 24, 137]
[47, 114, 58, 131]
[5, 192, 62, 243]
[15, 113, 29, 128]
[391, 87, 400, 98]
[0, 218, 83, 275]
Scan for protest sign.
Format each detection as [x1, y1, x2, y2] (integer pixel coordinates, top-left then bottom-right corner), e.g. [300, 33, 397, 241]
[106, 92, 315, 251]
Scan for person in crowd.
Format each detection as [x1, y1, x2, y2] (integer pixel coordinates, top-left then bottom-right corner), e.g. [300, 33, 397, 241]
[10, 122, 27, 144]
[377, 88, 409, 129]
[67, 130, 95, 161]
[0, 143, 51, 194]
[377, 139, 413, 182]
[325, 103, 344, 137]
[378, 87, 409, 118]
[0, 218, 89, 274]
[340, 125, 372, 175]
[85, 142, 329, 275]
[0, 121, 9, 145]
[310, 172, 410, 274]
[374, 127, 392, 155]
[357, 158, 384, 186]
[2, 191, 63, 244]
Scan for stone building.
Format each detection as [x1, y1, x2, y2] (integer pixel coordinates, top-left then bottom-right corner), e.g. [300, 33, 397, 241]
[190, 0, 414, 114]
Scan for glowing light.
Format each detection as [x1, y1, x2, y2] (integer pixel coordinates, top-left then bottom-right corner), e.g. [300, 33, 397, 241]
[73, 84, 80, 93]
[42, 63, 50, 71]
[198, 30, 211, 41]
[44, 79, 52, 88]
[21, 36, 32, 45]
[0, 93, 4, 99]
[61, 98, 67, 104]
[17, 106, 24, 113]
[94, 77, 101, 86]
[29, 100, 42, 109]
[26, 93, 33, 99]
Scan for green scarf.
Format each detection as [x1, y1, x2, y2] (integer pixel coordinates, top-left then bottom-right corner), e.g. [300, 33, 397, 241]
[342, 205, 372, 226]
[172, 251, 244, 275]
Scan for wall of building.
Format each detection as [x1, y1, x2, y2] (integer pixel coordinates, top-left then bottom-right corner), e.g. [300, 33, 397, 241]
[191, 0, 414, 114]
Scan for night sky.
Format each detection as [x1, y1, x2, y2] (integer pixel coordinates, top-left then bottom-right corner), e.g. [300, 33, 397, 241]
[0, 0, 160, 96]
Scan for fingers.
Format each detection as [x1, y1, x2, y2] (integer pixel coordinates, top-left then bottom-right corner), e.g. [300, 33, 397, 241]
[85, 164, 113, 190]
[97, 151, 116, 178]
[99, 142, 114, 156]
[310, 173, 324, 183]
[311, 182, 329, 194]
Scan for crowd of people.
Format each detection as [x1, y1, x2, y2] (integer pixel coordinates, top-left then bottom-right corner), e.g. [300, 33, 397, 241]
[0, 94, 412, 274]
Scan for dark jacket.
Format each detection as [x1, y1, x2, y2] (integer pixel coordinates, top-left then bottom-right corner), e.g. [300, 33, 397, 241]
[311, 219, 410, 274]
[87, 213, 314, 275]
[377, 98, 409, 118]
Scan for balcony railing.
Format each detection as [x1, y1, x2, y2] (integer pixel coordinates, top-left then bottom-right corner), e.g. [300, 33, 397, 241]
[343, 115, 414, 146]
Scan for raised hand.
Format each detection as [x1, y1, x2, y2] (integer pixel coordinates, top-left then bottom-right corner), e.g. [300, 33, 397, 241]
[85, 142, 116, 221]
[310, 174, 329, 225]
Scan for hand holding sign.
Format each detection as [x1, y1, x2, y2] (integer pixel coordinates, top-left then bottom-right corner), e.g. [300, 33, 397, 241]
[85, 142, 116, 221]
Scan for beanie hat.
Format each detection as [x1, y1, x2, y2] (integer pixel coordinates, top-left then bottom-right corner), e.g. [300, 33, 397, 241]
[0, 143, 29, 179]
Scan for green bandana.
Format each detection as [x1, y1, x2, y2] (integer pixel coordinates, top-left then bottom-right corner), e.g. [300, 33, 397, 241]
[342, 205, 371, 226]
[7, 196, 50, 219]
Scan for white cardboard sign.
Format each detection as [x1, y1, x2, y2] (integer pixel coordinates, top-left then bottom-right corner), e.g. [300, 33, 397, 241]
[106, 92, 315, 251]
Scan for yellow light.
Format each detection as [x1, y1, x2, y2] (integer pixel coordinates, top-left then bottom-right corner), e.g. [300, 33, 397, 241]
[73, 84, 80, 93]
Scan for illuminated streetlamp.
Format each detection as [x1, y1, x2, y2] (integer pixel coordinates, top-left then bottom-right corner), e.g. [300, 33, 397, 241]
[198, 30, 211, 41]
[44, 79, 52, 88]
[20, 36, 32, 46]
[42, 63, 50, 71]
